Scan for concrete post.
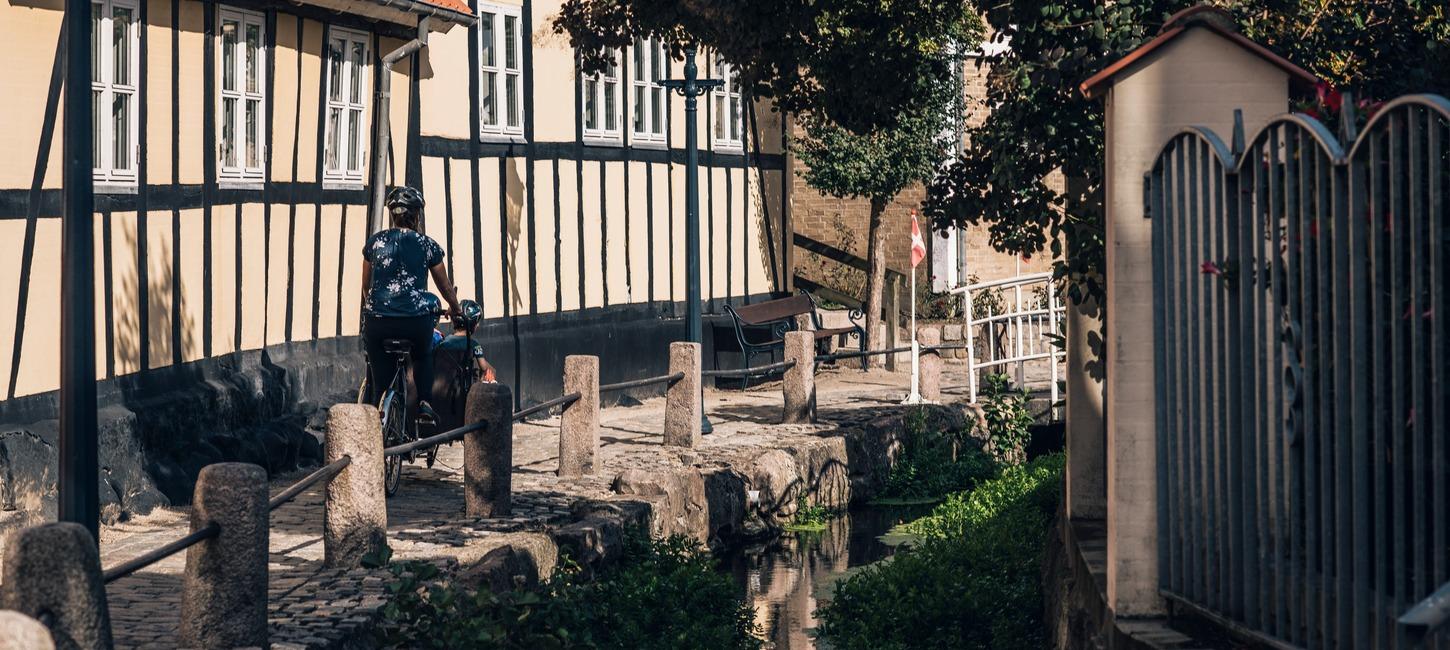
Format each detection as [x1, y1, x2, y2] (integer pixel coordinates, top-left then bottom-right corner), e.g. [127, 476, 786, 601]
[464, 381, 513, 517]
[0, 523, 113, 650]
[559, 355, 600, 477]
[868, 323, 886, 369]
[179, 463, 268, 649]
[324, 404, 386, 568]
[1066, 297, 1107, 520]
[0, 611, 55, 649]
[919, 326, 942, 402]
[884, 278, 899, 372]
[783, 331, 816, 423]
[664, 342, 703, 447]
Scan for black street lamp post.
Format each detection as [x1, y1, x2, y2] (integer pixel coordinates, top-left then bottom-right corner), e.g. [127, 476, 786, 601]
[662, 45, 720, 435]
[61, 0, 100, 543]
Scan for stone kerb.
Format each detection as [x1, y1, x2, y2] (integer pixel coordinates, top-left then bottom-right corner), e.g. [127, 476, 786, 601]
[919, 326, 943, 402]
[663, 342, 702, 448]
[559, 355, 600, 477]
[178, 463, 269, 649]
[0, 611, 55, 649]
[783, 331, 816, 423]
[0, 522, 114, 650]
[323, 404, 386, 569]
[464, 381, 513, 517]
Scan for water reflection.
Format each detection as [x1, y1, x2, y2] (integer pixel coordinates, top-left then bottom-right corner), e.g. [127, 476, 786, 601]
[723, 505, 933, 649]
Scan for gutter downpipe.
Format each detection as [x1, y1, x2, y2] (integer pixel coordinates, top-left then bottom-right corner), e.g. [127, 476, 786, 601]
[370, 16, 429, 234]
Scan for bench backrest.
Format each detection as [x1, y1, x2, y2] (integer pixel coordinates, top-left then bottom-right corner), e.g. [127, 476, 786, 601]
[730, 294, 813, 326]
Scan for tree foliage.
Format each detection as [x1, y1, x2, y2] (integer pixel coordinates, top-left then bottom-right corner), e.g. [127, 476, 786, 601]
[924, 0, 1449, 304]
[551, 0, 977, 134]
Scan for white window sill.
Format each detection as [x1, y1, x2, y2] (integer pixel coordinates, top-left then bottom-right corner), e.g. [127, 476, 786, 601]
[323, 181, 366, 191]
[218, 180, 265, 191]
[630, 138, 668, 150]
[479, 132, 527, 145]
[94, 182, 138, 195]
[712, 143, 745, 154]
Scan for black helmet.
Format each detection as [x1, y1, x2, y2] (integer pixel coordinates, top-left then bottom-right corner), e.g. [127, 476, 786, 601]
[456, 299, 482, 331]
[385, 186, 425, 215]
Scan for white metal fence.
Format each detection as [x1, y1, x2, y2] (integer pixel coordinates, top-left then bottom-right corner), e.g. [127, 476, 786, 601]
[949, 271, 1065, 404]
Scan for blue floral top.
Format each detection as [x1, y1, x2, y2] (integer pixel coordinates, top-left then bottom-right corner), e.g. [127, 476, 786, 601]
[363, 228, 444, 317]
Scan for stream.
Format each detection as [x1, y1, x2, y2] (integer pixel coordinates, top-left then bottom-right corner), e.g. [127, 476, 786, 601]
[721, 504, 935, 649]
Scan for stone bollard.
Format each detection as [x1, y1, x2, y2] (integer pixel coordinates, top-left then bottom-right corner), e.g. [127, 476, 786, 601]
[869, 323, 886, 369]
[0, 523, 113, 650]
[884, 280, 899, 372]
[179, 463, 268, 650]
[663, 342, 702, 448]
[919, 326, 943, 402]
[783, 331, 816, 423]
[0, 611, 55, 649]
[324, 404, 386, 568]
[559, 355, 600, 477]
[464, 381, 513, 517]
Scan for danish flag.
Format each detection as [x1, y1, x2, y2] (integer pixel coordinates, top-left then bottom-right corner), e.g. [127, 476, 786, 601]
[909, 210, 927, 269]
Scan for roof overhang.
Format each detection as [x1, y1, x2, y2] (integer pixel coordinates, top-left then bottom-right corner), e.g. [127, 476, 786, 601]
[289, 0, 476, 32]
[1079, 5, 1317, 100]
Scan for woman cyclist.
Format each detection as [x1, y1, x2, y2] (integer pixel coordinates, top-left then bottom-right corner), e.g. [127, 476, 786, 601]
[361, 186, 460, 424]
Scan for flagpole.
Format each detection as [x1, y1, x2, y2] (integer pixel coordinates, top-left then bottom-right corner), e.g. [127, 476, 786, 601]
[904, 212, 923, 405]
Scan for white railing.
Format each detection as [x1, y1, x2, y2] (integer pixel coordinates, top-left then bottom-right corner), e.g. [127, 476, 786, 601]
[948, 272, 1065, 404]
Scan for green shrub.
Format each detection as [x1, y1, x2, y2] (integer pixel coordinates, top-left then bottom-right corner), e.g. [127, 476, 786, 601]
[979, 373, 1036, 465]
[881, 407, 999, 500]
[376, 531, 761, 650]
[817, 453, 1065, 650]
[785, 495, 835, 532]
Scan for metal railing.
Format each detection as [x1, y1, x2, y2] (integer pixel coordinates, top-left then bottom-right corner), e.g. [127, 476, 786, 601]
[1145, 94, 1450, 649]
[599, 372, 685, 393]
[948, 272, 1064, 403]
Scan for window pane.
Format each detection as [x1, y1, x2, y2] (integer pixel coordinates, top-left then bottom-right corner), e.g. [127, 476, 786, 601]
[113, 6, 132, 86]
[92, 89, 101, 169]
[221, 19, 237, 92]
[347, 109, 361, 172]
[481, 70, 496, 126]
[633, 85, 645, 134]
[91, 4, 101, 83]
[246, 99, 259, 168]
[503, 15, 517, 70]
[652, 87, 664, 135]
[112, 93, 130, 170]
[604, 81, 617, 131]
[651, 43, 662, 82]
[713, 94, 724, 138]
[222, 96, 235, 167]
[505, 73, 519, 128]
[730, 96, 740, 140]
[245, 23, 260, 94]
[584, 79, 597, 130]
[349, 41, 365, 104]
[633, 42, 645, 82]
[479, 13, 494, 67]
[326, 108, 340, 171]
[328, 39, 343, 102]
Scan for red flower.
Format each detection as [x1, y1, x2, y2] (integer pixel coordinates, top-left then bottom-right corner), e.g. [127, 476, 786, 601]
[1302, 107, 1322, 121]
[1316, 81, 1343, 113]
[1200, 261, 1222, 275]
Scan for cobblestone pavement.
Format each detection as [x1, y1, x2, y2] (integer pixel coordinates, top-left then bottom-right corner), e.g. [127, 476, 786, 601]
[99, 365, 974, 649]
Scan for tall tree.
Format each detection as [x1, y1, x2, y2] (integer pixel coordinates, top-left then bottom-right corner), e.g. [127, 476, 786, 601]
[792, 55, 970, 357]
[925, 0, 1450, 305]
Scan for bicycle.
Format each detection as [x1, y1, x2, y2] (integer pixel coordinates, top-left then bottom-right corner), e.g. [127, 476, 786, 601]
[363, 312, 447, 497]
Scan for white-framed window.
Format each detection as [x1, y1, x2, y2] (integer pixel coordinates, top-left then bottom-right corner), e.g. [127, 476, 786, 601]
[582, 48, 622, 144]
[217, 7, 266, 183]
[478, 2, 524, 140]
[630, 38, 667, 145]
[711, 57, 744, 151]
[323, 28, 369, 185]
[92, 0, 140, 186]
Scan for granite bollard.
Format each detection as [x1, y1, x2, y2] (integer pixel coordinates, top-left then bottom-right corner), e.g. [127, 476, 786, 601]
[0, 611, 55, 649]
[464, 381, 513, 516]
[919, 326, 943, 402]
[179, 463, 268, 649]
[663, 342, 702, 447]
[783, 331, 816, 423]
[323, 403, 386, 568]
[559, 355, 600, 477]
[869, 323, 886, 369]
[0, 523, 113, 650]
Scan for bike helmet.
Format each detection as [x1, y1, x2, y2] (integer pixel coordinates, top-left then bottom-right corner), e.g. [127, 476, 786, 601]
[455, 299, 483, 331]
[385, 185, 426, 216]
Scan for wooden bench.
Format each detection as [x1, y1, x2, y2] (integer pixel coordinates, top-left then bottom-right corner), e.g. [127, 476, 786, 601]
[716, 290, 865, 381]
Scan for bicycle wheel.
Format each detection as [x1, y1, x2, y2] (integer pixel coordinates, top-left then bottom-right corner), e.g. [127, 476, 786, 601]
[379, 389, 406, 497]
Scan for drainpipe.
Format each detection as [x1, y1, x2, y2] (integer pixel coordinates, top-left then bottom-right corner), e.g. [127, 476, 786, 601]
[370, 16, 429, 234]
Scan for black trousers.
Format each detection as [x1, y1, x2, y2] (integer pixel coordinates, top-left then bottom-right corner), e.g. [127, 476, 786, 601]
[363, 314, 437, 405]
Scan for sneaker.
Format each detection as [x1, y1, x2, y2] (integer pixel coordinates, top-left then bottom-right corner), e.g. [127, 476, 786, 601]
[416, 401, 439, 426]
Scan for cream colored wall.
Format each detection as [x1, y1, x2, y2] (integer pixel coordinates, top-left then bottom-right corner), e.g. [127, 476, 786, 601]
[1100, 26, 1289, 616]
[0, 1, 64, 192]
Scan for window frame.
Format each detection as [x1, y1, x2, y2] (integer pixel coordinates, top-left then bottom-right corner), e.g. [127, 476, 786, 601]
[581, 47, 623, 146]
[92, 0, 141, 188]
[629, 37, 667, 147]
[216, 6, 267, 184]
[710, 57, 744, 152]
[477, 2, 525, 142]
[322, 27, 371, 186]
